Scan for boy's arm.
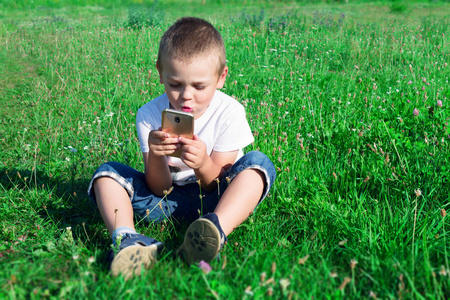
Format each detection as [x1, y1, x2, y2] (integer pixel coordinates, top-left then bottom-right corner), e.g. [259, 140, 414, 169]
[143, 129, 180, 196]
[179, 135, 238, 191]
[142, 152, 172, 196]
[196, 150, 238, 191]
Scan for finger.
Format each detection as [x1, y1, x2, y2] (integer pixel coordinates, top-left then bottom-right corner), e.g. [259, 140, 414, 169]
[163, 144, 180, 152]
[178, 137, 189, 145]
[181, 144, 195, 155]
[150, 130, 170, 139]
[180, 151, 194, 164]
[159, 138, 180, 145]
[179, 136, 197, 146]
[152, 144, 180, 154]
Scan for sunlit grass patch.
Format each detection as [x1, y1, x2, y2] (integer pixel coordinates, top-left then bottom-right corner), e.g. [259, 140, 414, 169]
[1, 1, 450, 298]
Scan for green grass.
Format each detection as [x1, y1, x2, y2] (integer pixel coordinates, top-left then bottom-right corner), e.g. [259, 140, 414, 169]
[1, 0, 450, 298]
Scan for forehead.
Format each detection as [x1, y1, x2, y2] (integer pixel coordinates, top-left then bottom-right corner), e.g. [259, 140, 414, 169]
[161, 55, 221, 76]
[161, 53, 221, 72]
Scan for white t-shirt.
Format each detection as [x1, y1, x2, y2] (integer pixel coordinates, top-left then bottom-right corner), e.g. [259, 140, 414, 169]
[136, 90, 254, 185]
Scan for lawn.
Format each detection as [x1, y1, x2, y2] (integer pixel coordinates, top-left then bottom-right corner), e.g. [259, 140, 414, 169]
[1, 0, 449, 298]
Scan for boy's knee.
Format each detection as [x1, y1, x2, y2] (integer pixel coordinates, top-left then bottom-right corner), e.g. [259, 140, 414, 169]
[239, 151, 276, 186]
[244, 151, 275, 171]
[92, 176, 116, 189]
[94, 161, 123, 174]
[88, 161, 137, 203]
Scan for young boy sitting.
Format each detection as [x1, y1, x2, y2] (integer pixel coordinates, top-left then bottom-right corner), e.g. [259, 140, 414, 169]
[88, 17, 276, 280]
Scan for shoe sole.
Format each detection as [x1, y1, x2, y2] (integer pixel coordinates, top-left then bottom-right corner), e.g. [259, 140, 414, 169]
[110, 242, 162, 280]
[179, 218, 221, 265]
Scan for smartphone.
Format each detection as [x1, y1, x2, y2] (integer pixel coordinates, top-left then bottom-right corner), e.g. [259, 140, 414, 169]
[161, 108, 194, 157]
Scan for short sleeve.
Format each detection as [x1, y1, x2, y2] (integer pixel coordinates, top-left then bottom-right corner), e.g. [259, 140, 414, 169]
[213, 104, 254, 152]
[136, 108, 153, 153]
[135, 94, 169, 153]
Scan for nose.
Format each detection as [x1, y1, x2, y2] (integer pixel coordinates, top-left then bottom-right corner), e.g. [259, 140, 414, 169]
[181, 87, 193, 100]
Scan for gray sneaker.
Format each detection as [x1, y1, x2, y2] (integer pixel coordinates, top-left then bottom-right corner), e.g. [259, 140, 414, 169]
[109, 233, 163, 280]
[179, 213, 227, 265]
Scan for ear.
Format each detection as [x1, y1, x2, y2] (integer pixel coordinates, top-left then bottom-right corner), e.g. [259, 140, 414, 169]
[216, 66, 228, 89]
[156, 62, 164, 84]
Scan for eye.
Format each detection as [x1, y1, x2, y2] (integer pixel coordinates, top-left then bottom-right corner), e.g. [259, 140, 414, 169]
[194, 85, 206, 90]
[169, 83, 180, 88]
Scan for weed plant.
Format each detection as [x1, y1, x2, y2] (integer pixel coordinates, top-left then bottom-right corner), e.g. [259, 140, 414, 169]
[123, 3, 165, 29]
[1, 1, 450, 299]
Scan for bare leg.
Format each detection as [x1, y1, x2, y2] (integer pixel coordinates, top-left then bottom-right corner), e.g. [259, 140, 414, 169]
[179, 169, 265, 265]
[214, 169, 265, 235]
[93, 177, 135, 235]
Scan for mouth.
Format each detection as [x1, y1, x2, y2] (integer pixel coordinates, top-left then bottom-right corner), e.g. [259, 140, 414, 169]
[182, 106, 193, 112]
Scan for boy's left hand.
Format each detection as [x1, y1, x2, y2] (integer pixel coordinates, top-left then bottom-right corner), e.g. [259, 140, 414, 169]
[178, 135, 208, 170]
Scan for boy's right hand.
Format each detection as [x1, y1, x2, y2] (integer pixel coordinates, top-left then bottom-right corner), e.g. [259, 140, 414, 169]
[148, 128, 181, 157]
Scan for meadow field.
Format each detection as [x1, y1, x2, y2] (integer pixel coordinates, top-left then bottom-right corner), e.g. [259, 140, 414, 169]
[1, 0, 450, 298]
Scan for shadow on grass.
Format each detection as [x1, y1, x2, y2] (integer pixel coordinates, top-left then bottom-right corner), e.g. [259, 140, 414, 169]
[0, 165, 188, 260]
[0, 166, 103, 240]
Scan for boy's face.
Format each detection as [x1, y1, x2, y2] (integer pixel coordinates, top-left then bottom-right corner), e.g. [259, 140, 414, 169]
[157, 56, 228, 120]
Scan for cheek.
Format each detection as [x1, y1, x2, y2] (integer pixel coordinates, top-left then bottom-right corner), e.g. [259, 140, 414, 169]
[197, 93, 210, 104]
[202, 89, 216, 102]
[166, 88, 178, 97]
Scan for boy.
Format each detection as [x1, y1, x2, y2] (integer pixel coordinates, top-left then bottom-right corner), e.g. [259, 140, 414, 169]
[88, 17, 276, 280]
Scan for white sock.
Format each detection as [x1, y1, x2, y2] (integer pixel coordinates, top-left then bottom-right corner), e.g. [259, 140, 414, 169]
[112, 226, 136, 245]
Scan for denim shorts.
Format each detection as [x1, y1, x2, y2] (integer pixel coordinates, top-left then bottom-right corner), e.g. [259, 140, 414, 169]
[87, 151, 276, 224]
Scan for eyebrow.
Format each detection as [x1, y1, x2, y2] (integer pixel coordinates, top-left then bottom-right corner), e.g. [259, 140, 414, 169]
[167, 77, 210, 85]
[192, 81, 208, 85]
